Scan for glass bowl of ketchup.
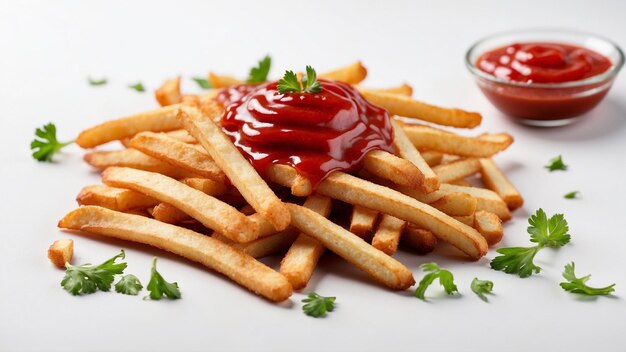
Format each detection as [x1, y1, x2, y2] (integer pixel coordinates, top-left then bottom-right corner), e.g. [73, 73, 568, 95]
[466, 28, 624, 126]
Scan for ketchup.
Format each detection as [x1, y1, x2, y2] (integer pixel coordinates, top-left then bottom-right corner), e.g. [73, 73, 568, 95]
[477, 42, 612, 84]
[219, 79, 394, 187]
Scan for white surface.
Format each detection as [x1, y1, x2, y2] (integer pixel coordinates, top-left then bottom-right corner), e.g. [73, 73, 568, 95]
[1, 1, 625, 351]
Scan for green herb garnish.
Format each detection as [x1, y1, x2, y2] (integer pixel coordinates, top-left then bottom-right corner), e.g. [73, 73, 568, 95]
[277, 66, 322, 94]
[302, 292, 336, 317]
[545, 155, 567, 171]
[192, 77, 211, 89]
[415, 262, 458, 300]
[247, 55, 272, 83]
[560, 262, 615, 296]
[30, 123, 74, 162]
[128, 82, 145, 92]
[115, 274, 143, 295]
[471, 278, 494, 302]
[145, 258, 181, 300]
[61, 250, 127, 295]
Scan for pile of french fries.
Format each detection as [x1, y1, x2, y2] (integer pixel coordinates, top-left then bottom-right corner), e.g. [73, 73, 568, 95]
[59, 61, 522, 302]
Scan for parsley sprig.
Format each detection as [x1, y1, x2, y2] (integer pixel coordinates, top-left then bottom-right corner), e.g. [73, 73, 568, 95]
[277, 66, 322, 94]
[61, 250, 127, 295]
[145, 257, 181, 300]
[564, 191, 579, 199]
[128, 82, 145, 92]
[87, 77, 107, 86]
[545, 155, 567, 171]
[560, 262, 615, 296]
[31, 123, 74, 162]
[471, 278, 494, 302]
[247, 55, 272, 83]
[302, 292, 336, 317]
[115, 274, 143, 295]
[415, 263, 458, 300]
[192, 77, 211, 89]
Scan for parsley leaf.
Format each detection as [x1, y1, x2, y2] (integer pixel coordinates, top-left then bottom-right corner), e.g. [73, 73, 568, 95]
[277, 70, 301, 93]
[564, 191, 579, 199]
[87, 77, 107, 86]
[128, 82, 145, 92]
[560, 262, 615, 296]
[247, 55, 272, 83]
[145, 257, 181, 300]
[30, 123, 74, 162]
[545, 155, 567, 171]
[115, 274, 143, 295]
[528, 208, 571, 248]
[302, 65, 322, 93]
[61, 250, 127, 295]
[471, 278, 494, 302]
[415, 262, 458, 300]
[302, 292, 336, 317]
[490, 246, 542, 278]
[192, 77, 211, 89]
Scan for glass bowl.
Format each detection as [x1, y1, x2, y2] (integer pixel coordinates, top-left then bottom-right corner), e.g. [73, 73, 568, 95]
[466, 28, 624, 126]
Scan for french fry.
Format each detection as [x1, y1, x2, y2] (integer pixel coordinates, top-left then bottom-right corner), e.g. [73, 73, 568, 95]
[392, 183, 477, 216]
[152, 203, 190, 224]
[448, 179, 473, 187]
[433, 158, 481, 183]
[402, 124, 513, 157]
[420, 150, 443, 167]
[390, 120, 439, 192]
[180, 178, 229, 196]
[102, 167, 258, 242]
[179, 104, 290, 230]
[279, 195, 333, 290]
[76, 185, 158, 211]
[213, 229, 300, 259]
[48, 239, 74, 268]
[155, 77, 181, 106]
[453, 214, 475, 226]
[267, 164, 313, 197]
[473, 210, 503, 246]
[363, 84, 413, 96]
[349, 206, 379, 239]
[319, 61, 367, 84]
[371, 215, 406, 255]
[440, 184, 512, 221]
[286, 203, 415, 290]
[401, 225, 437, 254]
[479, 158, 524, 210]
[316, 172, 487, 259]
[208, 72, 244, 88]
[84, 148, 197, 179]
[163, 130, 197, 144]
[363, 150, 427, 189]
[58, 206, 291, 302]
[359, 90, 481, 128]
[129, 132, 227, 183]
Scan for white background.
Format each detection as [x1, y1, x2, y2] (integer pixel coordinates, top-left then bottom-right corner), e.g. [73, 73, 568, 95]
[1, 1, 625, 351]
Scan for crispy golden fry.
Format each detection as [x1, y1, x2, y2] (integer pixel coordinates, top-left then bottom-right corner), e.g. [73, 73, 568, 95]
[402, 124, 513, 157]
[163, 129, 197, 144]
[453, 214, 475, 226]
[316, 172, 487, 259]
[474, 210, 503, 246]
[363, 150, 426, 189]
[208, 72, 244, 88]
[286, 203, 415, 290]
[448, 179, 473, 187]
[155, 77, 181, 106]
[349, 206, 379, 239]
[267, 164, 313, 197]
[76, 105, 183, 148]
[179, 105, 290, 230]
[359, 90, 481, 128]
[434, 158, 481, 183]
[440, 184, 512, 221]
[48, 239, 74, 268]
[371, 215, 406, 255]
[390, 120, 439, 192]
[102, 167, 258, 242]
[152, 203, 190, 224]
[84, 148, 197, 179]
[76, 185, 158, 211]
[180, 178, 229, 196]
[420, 150, 444, 167]
[213, 229, 300, 259]
[391, 183, 477, 216]
[279, 195, 333, 290]
[319, 61, 367, 84]
[58, 206, 291, 302]
[363, 84, 413, 96]
[479, 158, 523, 210]
[129, 132, 227, 183]
[401, 225, 437, 254]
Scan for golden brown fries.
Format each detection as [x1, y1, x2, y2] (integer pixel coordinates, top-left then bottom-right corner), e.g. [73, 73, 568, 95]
[359, 90, 482, 128]
[48, 239, 74, 268]
[267, 164, 313, 197]
[102, 167, 258, 242]
[58, 206, 291, 302]
[76, 185, 158, 211]
[180, 177, 229, 196]
[434, 158, 481, 183]
[208, 72, 244, 88]
[349, 206, 379, 239]
[319, 61, 367, 84]
[401, 225, 437, 254]
[453, 214, 475, 226]
[163, 129, 198, 144]
[390, 120, 439, 192]
[286, 203, 414, 290]
[155, 77, 181, 106]
[152, 203, 190, 224]
[479, 158, 524, 210]
[363, 150, 426, 189]
[364, 84, 413, 96]
[371, 215, 406, 255]
[84, 149, 197, 179]
[473, 210, 503, 246]
[420, 150, 444, 167]
[213, 228, 299, 259]
[440, 184, 512, 221]
[391, 183, 477, 216]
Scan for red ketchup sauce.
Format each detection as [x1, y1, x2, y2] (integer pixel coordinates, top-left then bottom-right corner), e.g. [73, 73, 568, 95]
[218, 79, 394, 187]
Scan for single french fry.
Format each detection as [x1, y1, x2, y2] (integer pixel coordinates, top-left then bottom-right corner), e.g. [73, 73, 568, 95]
[102, 167, 258, 242]
[164, 129, 197, 144]
[213, 228, 300, 259]
[76, 185, 158, 211]
[84, 148, 197, 179]
[390, 120, 439, 192]
[155, 77, 181, 106]
[359, 90, 481, 128]
[267, 164, 313, 197]
[453, 214, 475, 226]
[179, 105, 290, 230]
[48, 239, 74, 268]
[402, 124, 513, 157]
[434, 158, 481, 183]
[286, 203, 415, 290]
[474, 210, 503, 246]
[401, 225, 437, 254]
[448, 179, 473, 187]
[363, 84, 413, 96]
[180, 178, 229, 196]
[316, 172, 487, 259]
[440, 184, 512, 221]
[371, 215, 406, 255]
[391, 183, 477, 216]
[319, 61, 367, 85]
[362, 150, 426, 189]
[208, 72, 244, 88]
[58, 206, 291, 302]
[420, 150, 443, 167]
[129, 132, 227, 183]
[479, 158, 524, 210]
[349, 206, 379, 239]
[152, 203, 190, 224]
